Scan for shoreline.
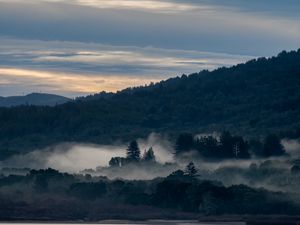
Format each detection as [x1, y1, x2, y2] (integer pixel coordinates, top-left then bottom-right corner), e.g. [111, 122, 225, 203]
[0, 215, 300, 225]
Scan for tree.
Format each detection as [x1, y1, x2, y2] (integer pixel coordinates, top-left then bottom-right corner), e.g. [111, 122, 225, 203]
[249, 139, 264, 157]
[220, 131, 234, 158]
[195, 135, 219, 158]
[168, 169, 185, 178]
[219, 132, 250, 159]
[185, 162, 198, 177]
[175, 133, 194, 155]
[263, 134, 285, 157]
[34, 176, 48, 192]
[291, 165, 300, 175]
[232, 136, 250, 159]
[109, 157, 127, 167]
[126, 140, 141, 162]
[199, 193, 219, 215]
[142, 147, 156, 162]
[109, 157, 120, 167]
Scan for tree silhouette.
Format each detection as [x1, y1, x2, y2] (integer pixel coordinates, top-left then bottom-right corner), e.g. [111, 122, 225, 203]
[175, 133, 194, 155]
[109, 157, 127, 167]
[143, 147, 156, 162]
[168, 169, 185, 178]
[231, 136, 250, 159]
[220, 131, 234, 158]
[263, 134, 285, 157]
[126, 140, 141, 162]
[185, 162, 198, 177]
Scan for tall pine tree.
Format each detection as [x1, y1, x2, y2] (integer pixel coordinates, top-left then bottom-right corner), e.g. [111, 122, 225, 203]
[126, 140, 141, 162]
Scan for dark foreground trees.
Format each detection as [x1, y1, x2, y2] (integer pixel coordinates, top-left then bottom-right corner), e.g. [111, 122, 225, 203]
[0, 168, 299, 220]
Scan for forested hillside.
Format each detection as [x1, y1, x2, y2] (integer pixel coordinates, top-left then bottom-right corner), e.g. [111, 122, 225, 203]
[0, 49, 300, 159]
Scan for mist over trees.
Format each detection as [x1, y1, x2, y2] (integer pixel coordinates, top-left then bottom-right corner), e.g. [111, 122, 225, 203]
[0, 167, 299, 221]
[107, 132, 287, 173]
[263, 134, 286, 157]
[185, 162, 198, 177]
[0, 49, 299, 221]
[175, 131, 286, 160]
[0, 49, 300, 159]
[143, 147, 156, 162]
[109, 140, 157, 168]
[0, 136, 299, 220]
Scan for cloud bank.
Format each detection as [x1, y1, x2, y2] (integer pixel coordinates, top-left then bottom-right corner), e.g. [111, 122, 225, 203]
[0, 133, 175, 173]
[0, 38, 251, 97]
[1, 0, 299, 56]
[0, 0, 299, 96]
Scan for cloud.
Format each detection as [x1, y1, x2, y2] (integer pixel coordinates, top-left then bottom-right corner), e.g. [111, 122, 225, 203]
[0, 0, 205, 14]
[138, 133, 174, 163]
[0, 0, 299, 96]
[0, 0, 300, 56]
[282, 139, 300, 157]
[66, 0, 202, 13]
[184, 0, 300, 18]
[3, 0, 299, 17]
[0, 67, 162, 97]
[33, 49, 248, 71]
[0, 38, 251, 97]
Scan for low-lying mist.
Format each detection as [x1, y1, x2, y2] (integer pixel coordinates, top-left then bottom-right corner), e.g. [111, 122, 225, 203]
[1, 133, 300, 193]
[0, 133, 174, 174]
[282, 138, 300, 157]
[1, 143, 126, 173]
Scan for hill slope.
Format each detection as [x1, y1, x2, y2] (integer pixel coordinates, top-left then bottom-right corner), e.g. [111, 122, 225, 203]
[0, 93, 71, 107]
[0, 49, 300, 159]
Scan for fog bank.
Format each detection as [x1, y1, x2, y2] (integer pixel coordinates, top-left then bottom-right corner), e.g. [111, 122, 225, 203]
[0, 133, 175, 173]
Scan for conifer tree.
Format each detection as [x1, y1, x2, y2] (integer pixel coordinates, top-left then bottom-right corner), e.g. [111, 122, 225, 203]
[185, 162, 198, 177]
[126, 140, 141, 162]
[143, 147, 156, 162]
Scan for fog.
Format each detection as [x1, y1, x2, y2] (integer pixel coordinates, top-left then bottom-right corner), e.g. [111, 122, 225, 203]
[137, 133, 174, 163]
[0, 133, 175, 174]
[1, 133, 300, 193]
[282, 138, 300, 157]
[1, 143, 126, 172]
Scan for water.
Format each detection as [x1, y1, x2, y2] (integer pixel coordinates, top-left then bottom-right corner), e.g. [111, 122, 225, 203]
[0, 222, 246, 225]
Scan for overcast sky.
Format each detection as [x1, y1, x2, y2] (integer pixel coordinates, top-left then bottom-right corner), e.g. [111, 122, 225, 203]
[0, 0, 299, 97]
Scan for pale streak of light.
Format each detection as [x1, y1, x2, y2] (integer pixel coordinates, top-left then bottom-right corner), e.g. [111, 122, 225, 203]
[0, 0, 205, 13]
[0, 68, 161, 93]
[73, 0, 201, 12]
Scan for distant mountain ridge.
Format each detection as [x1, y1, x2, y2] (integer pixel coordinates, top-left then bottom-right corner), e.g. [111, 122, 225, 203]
[0, 93, 71, 107]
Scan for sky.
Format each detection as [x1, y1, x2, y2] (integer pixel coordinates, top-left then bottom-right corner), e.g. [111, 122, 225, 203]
[0, 0, 299, 97]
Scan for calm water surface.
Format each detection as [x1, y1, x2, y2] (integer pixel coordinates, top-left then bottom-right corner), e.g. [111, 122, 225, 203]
[0, 222, 246, 225]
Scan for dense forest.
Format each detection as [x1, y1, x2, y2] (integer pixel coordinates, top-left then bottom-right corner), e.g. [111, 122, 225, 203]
[174, 131, 286, 159]
[106, 132, 286, 170]
[94, 137, 300, 192]
[1, 132, 300, 222]
[0, 49, 300, 159]
[0, 168, 299, 221]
